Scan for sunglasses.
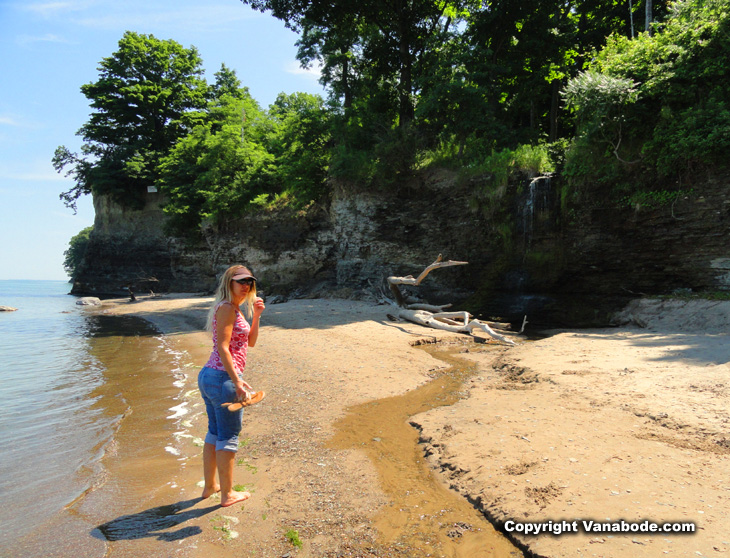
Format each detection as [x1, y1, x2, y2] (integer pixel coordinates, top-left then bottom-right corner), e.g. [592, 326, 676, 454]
[233, 277, 256, 286]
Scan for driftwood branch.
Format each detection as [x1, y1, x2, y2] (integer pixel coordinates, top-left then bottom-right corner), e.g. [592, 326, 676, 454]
[397, 309, 518, 345]
[407, 303, 453, 312]
[387, 254, 467, 307]
[395, 254, 469, 287]
[385, 255, 524, 345]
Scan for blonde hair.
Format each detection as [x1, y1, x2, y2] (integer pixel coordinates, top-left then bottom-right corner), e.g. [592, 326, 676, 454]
[206, 265, 257, 331]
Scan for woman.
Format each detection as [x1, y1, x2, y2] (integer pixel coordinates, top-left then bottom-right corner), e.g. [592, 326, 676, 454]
[198, 265, 265, 507]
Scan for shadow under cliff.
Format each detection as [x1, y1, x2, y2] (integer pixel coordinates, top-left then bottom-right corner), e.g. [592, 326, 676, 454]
[73, 168, 730, 332]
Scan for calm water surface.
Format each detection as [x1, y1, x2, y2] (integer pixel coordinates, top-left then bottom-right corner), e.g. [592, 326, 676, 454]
[0, 280, 193, 556]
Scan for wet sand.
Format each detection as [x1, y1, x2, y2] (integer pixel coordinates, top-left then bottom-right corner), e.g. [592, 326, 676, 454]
[4, 315, 193, 558]
[97, 295, 729, 558]
[414, 299, 730, 557]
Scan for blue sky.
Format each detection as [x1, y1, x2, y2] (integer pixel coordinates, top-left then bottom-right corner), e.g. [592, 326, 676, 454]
[0, 0, 325, 281]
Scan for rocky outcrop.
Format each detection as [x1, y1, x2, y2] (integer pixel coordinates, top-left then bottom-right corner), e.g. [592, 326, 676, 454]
[558, 172, 730, 296]
[72, 169, 730, 326]
[71, 192, 176, 296]
[75, 297, 102, 306]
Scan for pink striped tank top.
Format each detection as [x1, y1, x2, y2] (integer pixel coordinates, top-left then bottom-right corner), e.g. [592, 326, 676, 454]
[204, 301, 251, 374]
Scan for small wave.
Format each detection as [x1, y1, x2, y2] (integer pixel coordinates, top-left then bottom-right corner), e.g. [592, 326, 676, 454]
[167, 402, 188, 419]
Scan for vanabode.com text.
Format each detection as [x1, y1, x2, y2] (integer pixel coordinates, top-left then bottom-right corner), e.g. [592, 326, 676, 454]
[504, 520, 696, 536]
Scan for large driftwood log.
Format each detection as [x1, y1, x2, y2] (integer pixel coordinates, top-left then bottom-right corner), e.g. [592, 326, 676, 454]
[386, 255, 523, 345]
[387, 254, 467, 307]
[397, 309, 519, 345]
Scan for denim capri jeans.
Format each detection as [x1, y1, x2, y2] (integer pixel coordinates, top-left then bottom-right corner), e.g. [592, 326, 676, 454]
[198, 366, 244, 452]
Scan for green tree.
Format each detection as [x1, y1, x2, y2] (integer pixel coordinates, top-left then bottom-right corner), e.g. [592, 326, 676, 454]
[562, 71, 641, 162]
[63, 226, 93, 278]
[455, 0, 669, 150]
[419, 0, 671, 163]
[264, 92, 331, 204]
[242, 0, 480, 126]
[158, 90, 272, 234]
[54, 31, 208, 211]
[159, 85, 332, 233]
[565, 0, 730, 179]
[209, 63, 247, 101]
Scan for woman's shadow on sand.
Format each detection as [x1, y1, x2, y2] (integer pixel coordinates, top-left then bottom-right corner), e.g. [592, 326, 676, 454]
[93, 497, 219, 542]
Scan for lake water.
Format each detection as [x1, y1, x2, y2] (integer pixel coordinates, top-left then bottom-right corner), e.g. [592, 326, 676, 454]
[0, 280, 195, 556]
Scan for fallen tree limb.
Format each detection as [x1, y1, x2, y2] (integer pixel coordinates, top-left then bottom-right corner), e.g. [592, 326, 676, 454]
[397, 309, 518, 345]
[387, 254, 467, 307]
[385, 255, 524, 345]
[406, 303, 453, 312]
[388, 255, 468, 288]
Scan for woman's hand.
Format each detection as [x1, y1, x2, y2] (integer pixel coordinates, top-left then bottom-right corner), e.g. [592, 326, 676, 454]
[249, 297, 265, 347]
[234, 379, 253, 401]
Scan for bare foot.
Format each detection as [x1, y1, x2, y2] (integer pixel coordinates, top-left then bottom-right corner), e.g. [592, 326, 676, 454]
[202, 484, 220, 499]
[221, 490, 251, 507]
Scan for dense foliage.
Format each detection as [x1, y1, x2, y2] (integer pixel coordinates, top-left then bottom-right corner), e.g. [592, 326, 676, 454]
[156, 70, 273, 234]
[58, 36, 331, 236]
[243, 0, 669, 162]
[158, 86, 331, 234]
[55, 32, 208, 212]
[563, 0, 730, 193]
[63, 226, 93, 278]
[60, 0, 728, 252]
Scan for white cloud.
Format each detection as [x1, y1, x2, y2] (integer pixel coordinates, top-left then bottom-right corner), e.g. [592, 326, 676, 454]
[19, 0, 260, 34]
[25, 1, 75, 15]
[286, 60, 322, 81]
[0, 161, 68, 182]
[0, 116, 21, 127]
[73, 3, 262, 33]
[0, 114, 43, 131]
[22, 0, 97, 17]
[16, 33, 74, 46]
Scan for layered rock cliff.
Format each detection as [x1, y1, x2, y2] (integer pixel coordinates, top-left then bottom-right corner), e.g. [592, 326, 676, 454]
[71, 168, 730, 326]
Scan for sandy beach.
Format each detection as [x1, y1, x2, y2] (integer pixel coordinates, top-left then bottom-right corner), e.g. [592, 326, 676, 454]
[96, 295, 729, 558]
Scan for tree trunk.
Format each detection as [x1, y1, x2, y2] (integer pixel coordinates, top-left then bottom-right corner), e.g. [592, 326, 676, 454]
[342, 56, 352, 109]
[397, 3, 414, 125]
[549, 80, 561, 142]
[629, 0, 635, 38]
[396, 309, 519, 345]
[645, 0, 653, 35]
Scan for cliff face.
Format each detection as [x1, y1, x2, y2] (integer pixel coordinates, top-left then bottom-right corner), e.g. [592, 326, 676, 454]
[72, 169, 730, 326]
[72, 192, 176, 296]
[501, 171, 730, 324]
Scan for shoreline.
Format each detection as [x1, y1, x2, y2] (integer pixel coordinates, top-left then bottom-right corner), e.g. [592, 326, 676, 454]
[414, 298, 730, 557]
[97, 295, 729, 557]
